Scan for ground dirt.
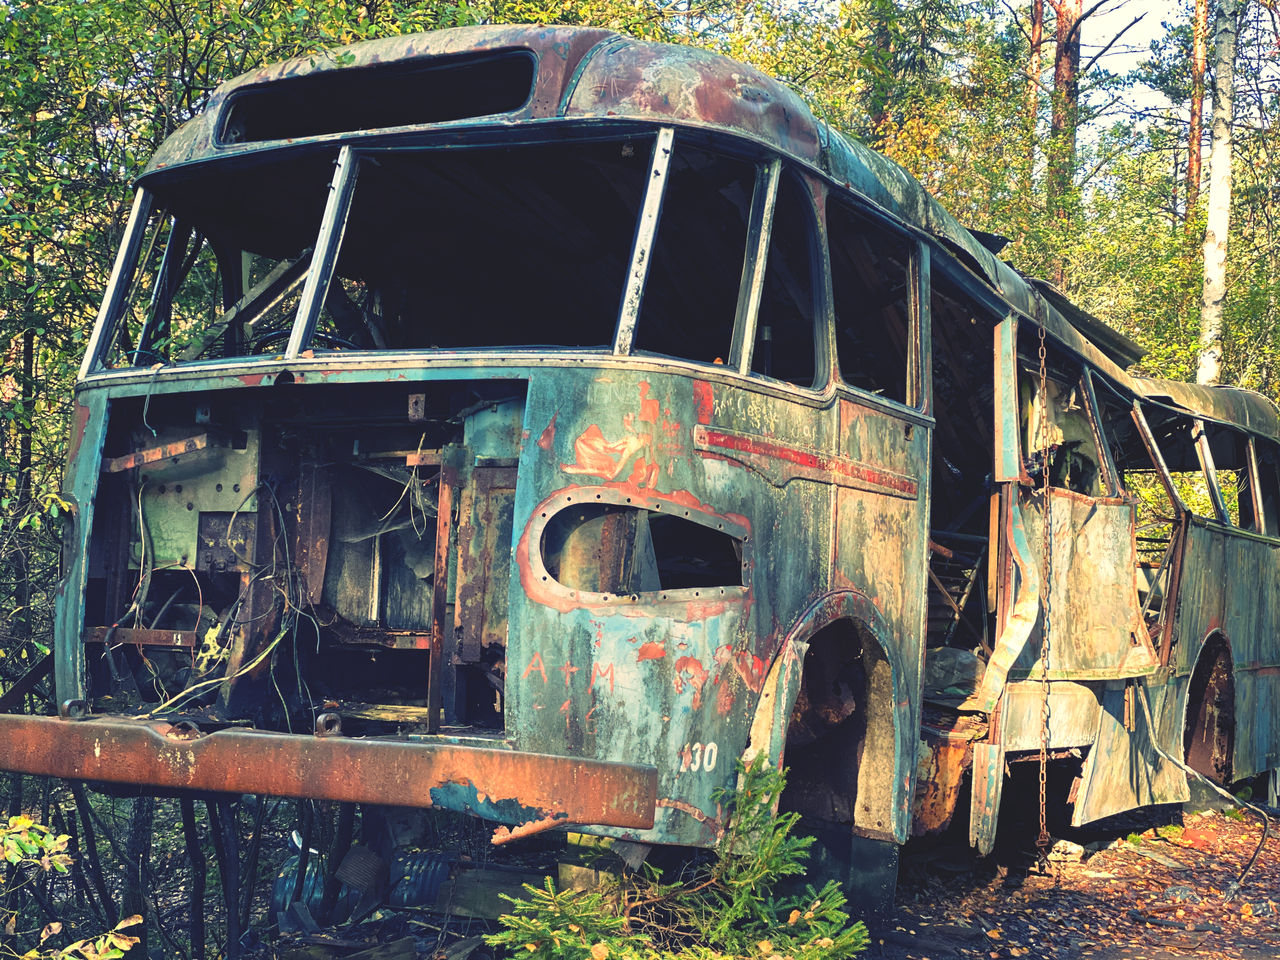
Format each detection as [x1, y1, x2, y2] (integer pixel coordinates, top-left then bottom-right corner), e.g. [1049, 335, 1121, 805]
[258, 792, 1280, 960]
[873, 804, 1280, 960]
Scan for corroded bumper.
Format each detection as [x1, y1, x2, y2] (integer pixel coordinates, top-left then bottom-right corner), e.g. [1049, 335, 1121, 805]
[0, 715, 657, 834]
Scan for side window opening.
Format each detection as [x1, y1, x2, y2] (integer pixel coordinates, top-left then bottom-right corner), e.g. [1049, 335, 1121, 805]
[924, 272, 1000, 673]
[1018, 344, 1104, 497]
[1204, 423, 1255, 530]
[541, 504, 744, 597]
[829, 201, 912, 404]
[1095, 384, 1172, 562]
[1255, 438, 1280, 537]
[1095, 385, 1183, 631]
[752, 173, 817, 387]
[632, 146, 753, 365]
[1141, 405, 1219, 520]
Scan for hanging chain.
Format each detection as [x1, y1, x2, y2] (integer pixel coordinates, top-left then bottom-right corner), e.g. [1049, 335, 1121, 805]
[1036, 326, 1054, 864]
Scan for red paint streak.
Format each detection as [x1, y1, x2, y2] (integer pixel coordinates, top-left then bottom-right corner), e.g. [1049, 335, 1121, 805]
[67, 403, 91, 461]
[238, 374, 267, 386]
[673, 656, 708, 708]
[537, 413, 558, 451]
[590, 663, 615, 693]
[699, 428, 917, 497]
[692, 381, 714, 424]
[522, 651, 548, 683]
[561, 424, 650, 480]
[685, 599, 730, 620]
[638, 382, 659, 424]
[715, 644, 766, 692]
[558, 661, 579, 687]
[716, 681, 735, 716]
[1246, 665, 1280, 677]
[626, 457, 650, 486]
[637, 641, 666, 662]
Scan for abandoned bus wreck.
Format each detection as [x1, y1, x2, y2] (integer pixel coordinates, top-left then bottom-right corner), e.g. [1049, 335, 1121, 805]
[2, 24, 1279, 915]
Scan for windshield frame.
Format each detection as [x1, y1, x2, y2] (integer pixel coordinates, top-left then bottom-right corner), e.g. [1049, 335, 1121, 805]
[80, 125, 838, 391]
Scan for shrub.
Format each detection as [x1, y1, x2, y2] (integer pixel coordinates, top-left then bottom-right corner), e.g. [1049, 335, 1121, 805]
[486, 758, 869, 959]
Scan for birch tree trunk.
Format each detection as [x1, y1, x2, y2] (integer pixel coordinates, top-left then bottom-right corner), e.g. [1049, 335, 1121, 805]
[1198, 0, 1244, 386]
[1186, 0, 1209, 226]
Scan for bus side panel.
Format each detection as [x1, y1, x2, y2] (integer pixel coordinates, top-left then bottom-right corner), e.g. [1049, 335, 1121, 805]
[53, 391, 110, 704]
[1222, 534, 1280, 778]
[507, 370, 835, 846]
[831, 397, 929, 844]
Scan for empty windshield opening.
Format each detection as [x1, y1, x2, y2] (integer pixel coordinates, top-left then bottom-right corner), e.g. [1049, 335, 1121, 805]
[109, 139, 651, 363]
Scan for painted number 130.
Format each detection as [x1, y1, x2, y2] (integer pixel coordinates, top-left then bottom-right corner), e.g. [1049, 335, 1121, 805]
[682, 741, 718, 773]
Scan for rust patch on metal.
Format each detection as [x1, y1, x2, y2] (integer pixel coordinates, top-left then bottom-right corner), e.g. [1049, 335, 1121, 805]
[490, 814, 568, 845]
[0, 714, 657, 828]
[537, 412, 558, 450]
[86, 627, 198, 648]
[102, 433, 209, 473]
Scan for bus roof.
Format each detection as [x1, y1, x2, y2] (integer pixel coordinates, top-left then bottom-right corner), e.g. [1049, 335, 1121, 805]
[138, 24, 1279, 441]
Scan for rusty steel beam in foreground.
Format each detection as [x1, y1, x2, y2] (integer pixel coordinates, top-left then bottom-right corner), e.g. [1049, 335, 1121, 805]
[0, 716, 657, 831]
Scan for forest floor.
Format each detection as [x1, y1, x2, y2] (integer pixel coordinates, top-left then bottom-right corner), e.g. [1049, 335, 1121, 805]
[254, 782, 1280, 960]
[876, 800, 1280, 960]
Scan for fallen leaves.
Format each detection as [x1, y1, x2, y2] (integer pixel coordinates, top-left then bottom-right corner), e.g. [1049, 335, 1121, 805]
[887, 806, 1280, 960]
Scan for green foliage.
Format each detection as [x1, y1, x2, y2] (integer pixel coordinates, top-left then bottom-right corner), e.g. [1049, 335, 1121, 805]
[486, 758, 868, 960]
[482, 876, 648, 959]
[0, 814, 140, 960]
[27, 915, 143, 960]
[1, 815, 71, 873]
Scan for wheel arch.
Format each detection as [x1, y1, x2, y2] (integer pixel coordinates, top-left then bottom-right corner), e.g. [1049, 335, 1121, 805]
[743, 589, 915, 844]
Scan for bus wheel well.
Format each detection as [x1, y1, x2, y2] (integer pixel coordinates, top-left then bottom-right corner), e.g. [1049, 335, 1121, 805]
[1184, 633, 1234, 783]
[779, 617, 897, 840]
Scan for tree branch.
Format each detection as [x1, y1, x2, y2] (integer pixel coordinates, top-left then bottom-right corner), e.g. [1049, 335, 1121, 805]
[1083, 14, 1146, 74]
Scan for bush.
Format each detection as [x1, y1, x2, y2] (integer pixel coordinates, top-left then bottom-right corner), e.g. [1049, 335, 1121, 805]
[486, 758, 869, 959]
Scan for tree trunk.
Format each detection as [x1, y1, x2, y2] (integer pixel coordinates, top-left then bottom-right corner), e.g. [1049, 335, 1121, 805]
[1047, 0, 1083, 225]
[1187, 0, 1209, 226]
[13, 243, 36, 652]
[181, 799, 206, 960]
[122, 795, 155, 957]
[1198, 0, 1244, 386]
[1026, 0, 1044, 184]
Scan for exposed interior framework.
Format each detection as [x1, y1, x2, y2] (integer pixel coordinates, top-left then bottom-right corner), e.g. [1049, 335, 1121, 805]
[86, 380, 527, 734]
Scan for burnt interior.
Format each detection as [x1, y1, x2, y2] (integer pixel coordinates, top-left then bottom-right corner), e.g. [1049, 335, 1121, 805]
[83, 380, 527, 736]
[541, 504, 744, 595]
[921, 273, 998, 700]
[780, 619, 896, 840]
[1184, 634, 1235, 782]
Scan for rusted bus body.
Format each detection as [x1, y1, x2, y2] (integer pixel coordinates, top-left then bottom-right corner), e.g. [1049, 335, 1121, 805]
[8, 26, 934, 874]
[3, 24, 1279, 905]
